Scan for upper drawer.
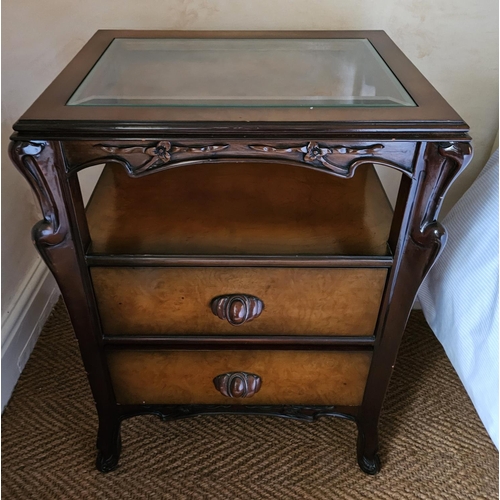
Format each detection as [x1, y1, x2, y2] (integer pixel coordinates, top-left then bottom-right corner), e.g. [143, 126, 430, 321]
[91, 267, 387, 336]
[85, 162, 393, 256]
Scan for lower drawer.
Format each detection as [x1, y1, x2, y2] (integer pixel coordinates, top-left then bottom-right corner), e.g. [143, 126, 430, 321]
[107, 350, 372, 406]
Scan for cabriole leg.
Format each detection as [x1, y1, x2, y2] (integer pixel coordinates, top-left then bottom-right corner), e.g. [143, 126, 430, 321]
[9, 140, 119, 473]
[356, 141, 472, 474]
[356, 419, 380, 475]
[96, 413, 122, 472]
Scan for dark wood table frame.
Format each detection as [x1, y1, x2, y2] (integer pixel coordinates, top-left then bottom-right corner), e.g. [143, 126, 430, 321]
[9, 30, 472, 475]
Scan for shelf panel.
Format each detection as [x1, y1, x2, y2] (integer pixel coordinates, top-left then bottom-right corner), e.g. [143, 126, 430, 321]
[86, 162, 393, 256]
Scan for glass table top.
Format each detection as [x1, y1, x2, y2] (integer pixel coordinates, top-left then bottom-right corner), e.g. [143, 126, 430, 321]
[67, 38, 416, 108]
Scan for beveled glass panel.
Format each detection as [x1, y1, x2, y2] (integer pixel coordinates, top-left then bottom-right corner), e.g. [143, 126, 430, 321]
[67, 38, 415, 107]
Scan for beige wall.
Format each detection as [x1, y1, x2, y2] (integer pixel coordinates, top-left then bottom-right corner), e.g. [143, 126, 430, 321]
[2, 0, 498, 317]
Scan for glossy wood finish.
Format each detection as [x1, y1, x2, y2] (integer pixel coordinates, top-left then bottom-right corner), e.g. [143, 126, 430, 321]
[86, 162, 393, 256]
[107, 350, 372, 406]
[8, 140, 121, 472]
[64, 139, 416, 177]
[9, 30, 473, 475]
[211, 294, 264, 326]
[13, 31, 468, 140]
[91, 267, 388, 336]
[103, 334, 376, 350]
[213, 372, 262, 398]
[117, 403, 359, 422]
[355, 141, 472, 474]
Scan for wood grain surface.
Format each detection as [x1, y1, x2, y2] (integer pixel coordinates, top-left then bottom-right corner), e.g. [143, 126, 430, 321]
[91, 267, 388, 336]
[86, 162, 393, 256]
[107, 349, 372, 405]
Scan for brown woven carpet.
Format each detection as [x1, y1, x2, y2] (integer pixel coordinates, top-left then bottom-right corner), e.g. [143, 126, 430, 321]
[2, 302, 498, 499]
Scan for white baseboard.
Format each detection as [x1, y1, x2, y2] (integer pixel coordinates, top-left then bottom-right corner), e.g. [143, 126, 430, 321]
[1, 259, 60, 411]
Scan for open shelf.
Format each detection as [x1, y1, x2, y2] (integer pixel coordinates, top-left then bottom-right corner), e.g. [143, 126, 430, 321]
[85, 162, 393, 256]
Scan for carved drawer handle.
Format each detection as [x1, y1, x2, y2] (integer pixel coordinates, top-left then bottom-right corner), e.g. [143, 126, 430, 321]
[213, 372, 262, 398]
[210, 294, 264, 326]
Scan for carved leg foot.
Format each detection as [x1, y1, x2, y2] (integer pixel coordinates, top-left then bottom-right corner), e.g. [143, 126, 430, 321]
[358, 452, 381, 475]
[96, 416, 122, 473]
[356, 420, 380, 475]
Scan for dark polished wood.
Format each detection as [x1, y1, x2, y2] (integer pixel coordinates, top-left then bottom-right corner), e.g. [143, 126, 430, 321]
[12, 31, 467, 139]
[64, 140, 416, 177]
[102, 335, 376, 349]
[8, 140, 121, 472]
[10, 30, 472, 475]
[355, 140, 472, 473]
[211, 294, 264, 326]
[213, 372, 262, 398]
[117, 403, 358, 422]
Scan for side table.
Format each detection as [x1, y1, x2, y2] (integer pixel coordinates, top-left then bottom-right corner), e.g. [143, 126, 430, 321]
[9, 30, 472, 474]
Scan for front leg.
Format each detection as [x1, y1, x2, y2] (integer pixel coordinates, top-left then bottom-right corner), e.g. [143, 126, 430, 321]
[356, 418, 380, 474]
[96, 414, 122, 472]
[9, 140, 119, 473]
[355, 141, 472, 475]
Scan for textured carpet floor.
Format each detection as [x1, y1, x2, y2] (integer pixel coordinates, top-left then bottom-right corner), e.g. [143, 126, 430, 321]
[2, 302, 498, 499]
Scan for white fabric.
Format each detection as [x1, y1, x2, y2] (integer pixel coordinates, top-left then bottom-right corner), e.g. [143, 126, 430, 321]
[419, 149, 499, 449]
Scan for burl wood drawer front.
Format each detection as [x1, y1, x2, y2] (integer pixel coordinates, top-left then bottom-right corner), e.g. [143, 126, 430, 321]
[107, 350, 372, 406]
[91, 267, 388, 336]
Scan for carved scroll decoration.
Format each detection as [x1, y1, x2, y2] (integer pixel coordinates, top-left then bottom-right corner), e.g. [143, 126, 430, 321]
[11, 139, 130, 477]
[248, 141, 396, 176]
[9, 141, 68, 247]
[213, 372, 262, 398]
[126, 404, 353, 423]
[62, 139, 414, 178]
[96, 141, 229, 174]
[412, 142, 473, 250]
[211, 294, 264, 326]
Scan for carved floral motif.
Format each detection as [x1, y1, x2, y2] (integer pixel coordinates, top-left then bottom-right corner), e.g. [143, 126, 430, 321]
[96, 141, 229, 174]
[59, 139, 414, 178]
[249, 141, 385, 175]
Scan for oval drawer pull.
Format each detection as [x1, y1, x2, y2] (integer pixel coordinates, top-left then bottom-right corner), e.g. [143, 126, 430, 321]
[213, 372, 262, 398]
[210, 294, 264, 326]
